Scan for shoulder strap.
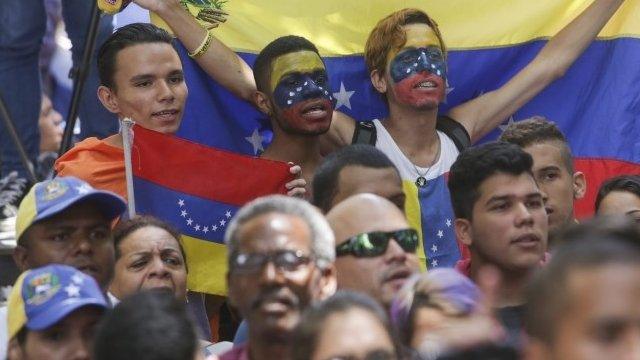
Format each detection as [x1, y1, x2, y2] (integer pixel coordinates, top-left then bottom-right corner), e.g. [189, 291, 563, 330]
[351, 120, 377, 145]
[436, 115, 471, 152]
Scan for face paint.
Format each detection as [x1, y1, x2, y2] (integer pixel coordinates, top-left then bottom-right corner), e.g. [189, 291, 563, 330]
[268, 51, 334, 136]
[386, 24, 447, 109]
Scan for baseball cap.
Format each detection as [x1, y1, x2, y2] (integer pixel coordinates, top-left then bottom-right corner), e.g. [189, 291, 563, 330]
[15, 176, 126, 242]
[7, 264, 108, 340]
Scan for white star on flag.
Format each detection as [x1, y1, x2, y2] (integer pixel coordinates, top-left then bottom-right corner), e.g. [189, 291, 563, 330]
[499, 116, 516, 132]
[187, 218, 193, 226]
[225, 211, 232, 218]
[431, 259, 439, 267]
[220, 219, 226, 226]
[178, 199, 185, 207]
[64, 283, 80, 297]
[245, 128, 265, 155]
[75, 183, 92, 195]
[71, 274, 84, 285]
[212, 225, 218, 231]
[431, 244, 438, 253]
[446, 219, 452, 227]
[437, 230, 444, 238]
[194, 224, 200, 231]
[333, 82, 355, 110]
[181, 210, 187, 217]
[203, 226, 209, 234]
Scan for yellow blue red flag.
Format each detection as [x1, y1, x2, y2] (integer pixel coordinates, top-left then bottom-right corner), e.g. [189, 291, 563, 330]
[151, 0, 640, 272]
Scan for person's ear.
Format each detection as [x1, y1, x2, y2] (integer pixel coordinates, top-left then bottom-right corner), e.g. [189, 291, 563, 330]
[316, 264, 337, 300]
[12, 244, 30, 272]
[573, 171, 586, 199]
[370, 69, 388, 94]
[7, 337, 26, 360]
[455, 218, 473, 247]
[253, 91, 274, 117]
[97, 86, 121, 114]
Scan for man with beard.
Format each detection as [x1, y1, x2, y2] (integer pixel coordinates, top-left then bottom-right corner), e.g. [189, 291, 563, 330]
[326, 193, 421, 309]
[499, 117, 586, 246]
[448, 142, 548, 348]
[220, 195, 336, 360]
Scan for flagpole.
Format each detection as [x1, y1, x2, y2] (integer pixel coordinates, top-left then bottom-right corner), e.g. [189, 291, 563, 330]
[121, 118, 136, 217]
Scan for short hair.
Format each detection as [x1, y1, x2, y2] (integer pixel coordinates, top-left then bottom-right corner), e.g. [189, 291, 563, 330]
[312, 144, 399, 213]
[224, 195, 335, 268]
[390, 268, 481, 345]
[525, 217, 640, 344]
[253, 35, 321, 93]
[498, 116, 574, 173]
[448, 142, 534, 220]
[292, 291, 400, 360]
[365, 8, 446, 77]
[93, 290, 199, 360]
[595, 175, 640, 212]
[112, 215, 188, 271]
[98, 23, 175, 89]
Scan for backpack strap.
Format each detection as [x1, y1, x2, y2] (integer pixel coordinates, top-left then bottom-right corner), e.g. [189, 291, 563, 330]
[351, 120, 377, 145]
[436, 115, 471, 152]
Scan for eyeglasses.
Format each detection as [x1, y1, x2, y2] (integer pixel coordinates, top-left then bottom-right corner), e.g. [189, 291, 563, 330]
[336, 229, 419, 258]
[231, 250, 313, 274]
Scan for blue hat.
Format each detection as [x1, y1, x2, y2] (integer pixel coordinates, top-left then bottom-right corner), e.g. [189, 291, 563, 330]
[7, 264, 108, 339]
[16, 176, 126, 241]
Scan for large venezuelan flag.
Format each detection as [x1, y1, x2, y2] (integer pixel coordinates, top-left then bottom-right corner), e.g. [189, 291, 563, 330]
[131, 125, 292, 295]
[152, 1, 640, 270]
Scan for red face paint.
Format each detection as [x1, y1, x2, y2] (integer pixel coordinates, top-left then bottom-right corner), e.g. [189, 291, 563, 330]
[391, 71, 445, 109]
[277, 97, 333, 136]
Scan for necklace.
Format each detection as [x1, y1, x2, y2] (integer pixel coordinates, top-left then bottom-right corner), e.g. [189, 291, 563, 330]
[412, 136, 441, 188]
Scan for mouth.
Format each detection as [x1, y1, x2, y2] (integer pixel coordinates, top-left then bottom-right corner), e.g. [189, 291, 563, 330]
[383, 267, 413, 288]
[299, 99, 331, 119]
[510, 233, 541, 247]
[75, 264, 100, 277]
[413, 80, 438, 89]
[253, 291, 298, 317]
[151, 109, 180, 122]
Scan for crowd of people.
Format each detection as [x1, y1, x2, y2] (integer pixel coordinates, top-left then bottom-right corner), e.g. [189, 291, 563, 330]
[1, 0, 639, 359]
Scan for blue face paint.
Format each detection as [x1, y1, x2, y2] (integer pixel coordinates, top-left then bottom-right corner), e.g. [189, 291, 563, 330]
[272, 71, 333, 109]
[389, 47, 446, 84]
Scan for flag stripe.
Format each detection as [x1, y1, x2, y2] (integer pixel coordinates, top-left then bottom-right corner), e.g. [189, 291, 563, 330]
[182, 235, 228, 295]
[155, 1, 639, 55]
[133, 125, 292, 204]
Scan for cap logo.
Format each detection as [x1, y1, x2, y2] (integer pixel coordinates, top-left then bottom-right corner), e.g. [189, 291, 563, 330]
[42, 180, 69, 201]
[26, 272, 61, 305]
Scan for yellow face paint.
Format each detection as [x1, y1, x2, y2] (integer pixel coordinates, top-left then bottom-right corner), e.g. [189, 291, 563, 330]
[269, 50, 326, 92]
[387, 23, 442, 66]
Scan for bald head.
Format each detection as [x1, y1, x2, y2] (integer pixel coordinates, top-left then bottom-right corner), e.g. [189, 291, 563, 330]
[327, 193, 409, 243]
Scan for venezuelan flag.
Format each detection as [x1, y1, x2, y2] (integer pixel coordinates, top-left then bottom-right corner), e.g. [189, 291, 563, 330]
[152, 1, 640, 270]
[131, 125, 292, 295]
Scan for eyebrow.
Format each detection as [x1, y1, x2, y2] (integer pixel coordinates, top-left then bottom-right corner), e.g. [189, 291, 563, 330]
[130, 74, 155, 84]
[537, 165, 561, 172]
[486, 192, 543, 205]
[277, 67, 325, 80]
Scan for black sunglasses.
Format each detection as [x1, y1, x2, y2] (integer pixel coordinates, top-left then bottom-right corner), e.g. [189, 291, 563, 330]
[336, 229, 419, 258]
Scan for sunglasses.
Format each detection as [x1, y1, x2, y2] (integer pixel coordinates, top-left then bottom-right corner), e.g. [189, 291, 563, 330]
[336, 229, 419, 258]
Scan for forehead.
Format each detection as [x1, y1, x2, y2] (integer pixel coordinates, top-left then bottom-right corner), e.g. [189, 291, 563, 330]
[598, 191, 640, 215]
[113, 43, 182, 79]
[120, 226, 180, 252]
[269, 50, 325, 88]
[330, 203, 409, 244]
[335, 166, 402, 198]
[564, 264, 640, 322]
[398, 23, 440, 50]
[523, 141, 570, 172]
[476, 172, 539, 201]
[236, 212, 313, 253]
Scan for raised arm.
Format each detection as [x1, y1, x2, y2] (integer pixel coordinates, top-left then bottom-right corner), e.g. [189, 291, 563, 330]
[134, 0, 257, 101]
[449, 0, 625, 143]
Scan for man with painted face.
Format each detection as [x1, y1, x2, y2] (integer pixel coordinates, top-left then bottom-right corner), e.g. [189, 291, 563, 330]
[323, 2, 623, 268]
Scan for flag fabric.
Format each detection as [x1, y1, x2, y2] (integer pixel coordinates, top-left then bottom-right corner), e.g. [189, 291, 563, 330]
[151, 1, 640, 270]
[131, 125, 293, 295]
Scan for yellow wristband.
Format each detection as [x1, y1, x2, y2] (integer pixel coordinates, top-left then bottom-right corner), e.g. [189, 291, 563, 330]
[188, 31, 213, 58]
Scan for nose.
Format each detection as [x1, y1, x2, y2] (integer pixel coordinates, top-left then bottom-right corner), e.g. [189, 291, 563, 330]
[384, 238, 408, 263]
[157, 79, 175, 102]
[68, 335, 91, 360]
[514, 202, 535, 227]
[258, 261, 286, 286]
[300, 77, 325, 100]
[149, 256, 170, 278]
